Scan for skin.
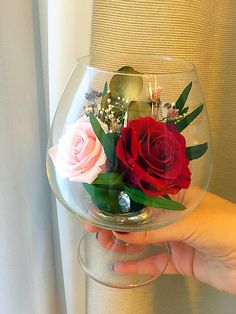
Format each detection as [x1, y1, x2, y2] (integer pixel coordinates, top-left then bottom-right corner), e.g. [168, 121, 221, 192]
[85, 192, 236, 295]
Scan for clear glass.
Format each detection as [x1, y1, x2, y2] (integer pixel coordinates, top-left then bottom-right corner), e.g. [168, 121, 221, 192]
[46, 54, 212, 288]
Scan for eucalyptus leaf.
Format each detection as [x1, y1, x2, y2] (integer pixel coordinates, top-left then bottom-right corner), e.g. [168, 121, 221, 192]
[110, 66, 143, 100]
[186, 142, 208, 160]
[124, 186, 186, 210]
[128, 101, 151, 120]
[176, 104, 204, 132]
[175, 82, 192, 113]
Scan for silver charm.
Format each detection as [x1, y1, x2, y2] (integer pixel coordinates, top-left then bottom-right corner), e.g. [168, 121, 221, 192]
[118, 191, 131, 213]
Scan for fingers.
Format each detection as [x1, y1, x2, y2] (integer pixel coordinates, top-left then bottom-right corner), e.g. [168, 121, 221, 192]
[96, 230, 116, 250]
[84, 223, 146, 253]
[113, 253, 179, 276]
[113, 242, 195, 277]
[85, 222, 185, 246]
[96, 230, 146, 253]
[169, 241, 195, 276]
[84, 222, 103, 233]
[86, 223, 186, 246]
[113, 223, 187, 245]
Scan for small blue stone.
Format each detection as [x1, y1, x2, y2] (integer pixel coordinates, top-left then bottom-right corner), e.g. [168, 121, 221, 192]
[118, 191, 131, 213]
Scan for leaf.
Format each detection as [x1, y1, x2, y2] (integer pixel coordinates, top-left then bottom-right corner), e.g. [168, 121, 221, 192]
[83, 183, 121, 213]
[102, 82, 108, 96]
[128, 101, 151, 120]
[124, 187, 186, 210]
[110, 66, 143, 100]
[186, 142, 208, 160]
[181, 107, 189, 115]
[175, 82, 192, 113]
[83, 184, 143, 214]
[176, 104, 204, 132]
[92, 172, 124, 185]
[89, 113, 115, 163]
[100, 92, 111, 115]
[106, 132, 119, 167]
[162, 194, 172, 200]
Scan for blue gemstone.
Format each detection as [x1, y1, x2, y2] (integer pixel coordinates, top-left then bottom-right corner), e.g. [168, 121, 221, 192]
[118, 191, 131, 213]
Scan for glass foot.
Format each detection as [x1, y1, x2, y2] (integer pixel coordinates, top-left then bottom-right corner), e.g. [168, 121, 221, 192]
[78, 232, 170, 289]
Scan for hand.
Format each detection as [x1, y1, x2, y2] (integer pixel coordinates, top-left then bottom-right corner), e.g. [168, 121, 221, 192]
[85, 192, 236, 295]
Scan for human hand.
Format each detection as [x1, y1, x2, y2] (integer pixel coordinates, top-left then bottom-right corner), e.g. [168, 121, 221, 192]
[85, 192, 236, 295]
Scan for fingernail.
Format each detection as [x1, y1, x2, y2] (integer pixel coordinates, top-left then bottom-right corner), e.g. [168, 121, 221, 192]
[115, 231, 129, 234]
[111, 264, 118, 272]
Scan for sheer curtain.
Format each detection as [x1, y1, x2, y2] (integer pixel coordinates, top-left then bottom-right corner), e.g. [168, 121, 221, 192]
[44, 1, 93, 314]
[0, 1, 59, 313]
[0, 0, 92, 313]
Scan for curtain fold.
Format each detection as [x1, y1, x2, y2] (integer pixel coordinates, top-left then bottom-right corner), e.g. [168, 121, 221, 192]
[0, 1, 58, 313]
[45, 1, 93, 313]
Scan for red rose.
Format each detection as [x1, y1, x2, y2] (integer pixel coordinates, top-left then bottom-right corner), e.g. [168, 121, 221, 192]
[116, 117, 191, 196]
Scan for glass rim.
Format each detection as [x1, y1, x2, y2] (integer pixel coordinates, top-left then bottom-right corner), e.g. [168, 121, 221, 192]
[77, 53, 196, 76]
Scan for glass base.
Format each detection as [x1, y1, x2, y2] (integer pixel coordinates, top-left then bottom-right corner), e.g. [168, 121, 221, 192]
[87, 206, 165, 231]
[78, 232, 170, 289]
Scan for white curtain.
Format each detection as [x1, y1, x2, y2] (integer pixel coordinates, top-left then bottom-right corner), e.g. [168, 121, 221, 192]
[42, 1, 93, 314]
[0, 1, 59, 313]
[0, 0, 92, 313]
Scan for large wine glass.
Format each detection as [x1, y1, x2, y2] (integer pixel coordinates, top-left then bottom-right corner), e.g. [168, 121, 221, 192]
[46, 54, 212, 288]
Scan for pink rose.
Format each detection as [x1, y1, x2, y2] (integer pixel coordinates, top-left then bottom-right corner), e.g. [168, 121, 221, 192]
[48, 115, 107, 184]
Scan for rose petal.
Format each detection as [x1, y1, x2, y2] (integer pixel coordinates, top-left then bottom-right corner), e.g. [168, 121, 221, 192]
[116, 117, 191, 196]
[48, 115, 107, 182]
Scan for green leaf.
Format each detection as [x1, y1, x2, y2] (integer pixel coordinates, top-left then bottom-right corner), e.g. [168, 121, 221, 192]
[110, 66, 143, 100]
[100, 92, 111, 114]
[83, 184, 143, 214]
[176, 104, 204, 132]
[103, 82, 108, 96]
[128, 101, 151, 120]
[175, 82, 192, 113]
[106, 132, 119, 167]
[89, 113, 115, 163]
[124, 187, 186, 210]
[162, 194, 172, 200]
[186, 142, 208, 160]
[181, 107, 189, 115]
[83, 183, 121, 213]
[92, 172, 124, 185]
